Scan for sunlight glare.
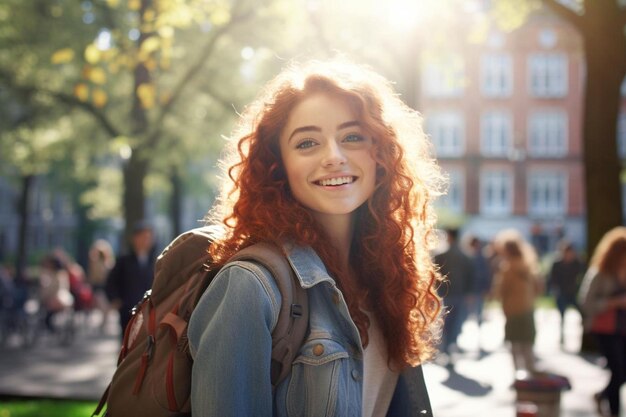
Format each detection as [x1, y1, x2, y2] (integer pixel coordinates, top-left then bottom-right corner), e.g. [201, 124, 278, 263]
[119, 144, 132, 161]
[383, 0, 443, 33]
[96, 30, 112, 51]
[240, 46, 255, 60]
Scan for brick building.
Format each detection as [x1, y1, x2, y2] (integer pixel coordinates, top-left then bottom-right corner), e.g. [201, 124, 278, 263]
[422, 8, 588, 252]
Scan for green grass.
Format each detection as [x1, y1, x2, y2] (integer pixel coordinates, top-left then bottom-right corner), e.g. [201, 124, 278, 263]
[0, 399, 98, 417]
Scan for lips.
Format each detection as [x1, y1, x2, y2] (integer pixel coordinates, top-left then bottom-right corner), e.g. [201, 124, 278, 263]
[315, 176, 356, 186]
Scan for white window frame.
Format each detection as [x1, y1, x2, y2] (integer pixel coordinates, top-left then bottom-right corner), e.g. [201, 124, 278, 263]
[481, 53, 513, 98]
[421, 54, 465, 98]
[527, 110, 568, 157]
[437, 168, 465, 214]
[425, 112, 465, 157]
[527, 170, 568, 217]
[481, 111, 512, 157]
[528, 53, 568, 98]
[480, 169, 513, 216]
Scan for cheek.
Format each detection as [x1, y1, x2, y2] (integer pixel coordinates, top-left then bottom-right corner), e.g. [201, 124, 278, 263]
[363, 154, 378, 185]
[283, 158, 309, 197]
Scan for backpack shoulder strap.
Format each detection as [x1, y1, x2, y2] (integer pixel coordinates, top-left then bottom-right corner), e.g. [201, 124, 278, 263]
[151, 226, 219, 304]
[229, 242, 309, 386]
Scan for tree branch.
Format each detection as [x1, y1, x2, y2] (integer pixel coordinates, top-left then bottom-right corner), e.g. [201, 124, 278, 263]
[145, 4, 255, 148]
[542, 0, 585, 30]
[49, 91, 122, 137]
[0, 68, 121, 138]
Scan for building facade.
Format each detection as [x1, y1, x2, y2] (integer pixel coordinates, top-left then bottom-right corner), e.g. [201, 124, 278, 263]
[421, 9, 587, 253]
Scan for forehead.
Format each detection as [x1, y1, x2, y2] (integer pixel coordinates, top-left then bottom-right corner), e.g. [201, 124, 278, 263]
[283, 93, 358, 132]
[133, 229, 152, 238]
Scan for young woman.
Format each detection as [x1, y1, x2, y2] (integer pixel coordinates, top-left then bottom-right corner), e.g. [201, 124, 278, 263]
[188, 59, 444, 416]
[579, 227, 626, 417]
[491, 230, 541, 375]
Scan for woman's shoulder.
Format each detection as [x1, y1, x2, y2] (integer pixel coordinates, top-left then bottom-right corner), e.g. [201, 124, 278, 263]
[210, 259, 283, 322]
[217, 259, 282, 300]
[189, 260, 282, 338]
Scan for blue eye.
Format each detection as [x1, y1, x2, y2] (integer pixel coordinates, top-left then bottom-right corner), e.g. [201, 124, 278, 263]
[344, 134, 364, 143]
[296, 139, 316, 149]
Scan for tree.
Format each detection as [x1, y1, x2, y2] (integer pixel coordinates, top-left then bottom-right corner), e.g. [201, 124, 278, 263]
[1, 0, 287, 244]
[0, 99, 84, 280]
[0, 0, 115, 274]
[537, 0, 626, 255]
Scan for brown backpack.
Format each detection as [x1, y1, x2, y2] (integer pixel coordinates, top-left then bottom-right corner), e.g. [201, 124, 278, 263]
[93, 227, 309, 417]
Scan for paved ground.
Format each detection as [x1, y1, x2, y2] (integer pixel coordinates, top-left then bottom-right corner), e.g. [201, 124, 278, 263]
[0, 306, 623, 416]
[0, 311, 120, 401]
[424, 308, 621, 417]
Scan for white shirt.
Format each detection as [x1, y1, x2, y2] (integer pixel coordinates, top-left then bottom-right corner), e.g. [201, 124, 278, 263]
[362, 313, 399, 417]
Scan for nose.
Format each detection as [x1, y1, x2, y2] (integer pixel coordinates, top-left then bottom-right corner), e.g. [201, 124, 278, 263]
[321, 141, 347, 167]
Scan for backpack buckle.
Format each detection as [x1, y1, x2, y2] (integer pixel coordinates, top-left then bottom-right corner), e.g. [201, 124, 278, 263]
[290, 304, 303, 318]
[146, 335, 155, 361]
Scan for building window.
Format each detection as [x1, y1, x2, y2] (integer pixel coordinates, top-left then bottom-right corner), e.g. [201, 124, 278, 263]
[528, 53, 568, 98]
[538, 29, 557, 49]
[421, 53, 465, 98]
[425, 112, 465, 157]
[481, 111, 512, 157]
[618, 112, 626, 159]
[481, 54, 513, 97]
[528, 171, 567, 216]
[480, 169, 513, 215]
[528, 110, 568, 157]
[437, 168, 464, 213]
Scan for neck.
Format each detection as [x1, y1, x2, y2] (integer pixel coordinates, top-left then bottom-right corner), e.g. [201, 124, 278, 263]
[313, 212, 354, 271]
[135, 248, 149, 258]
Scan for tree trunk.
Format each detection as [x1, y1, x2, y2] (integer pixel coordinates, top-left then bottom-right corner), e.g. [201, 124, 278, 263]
[15, 174, 34, 283]
[581, 1, 626, 255]
[401, 31, 421, 110]
[74, 199, 95, 270]
[122, 154, 148, 243]
[170, 167, 183, 238]
[121, 0, 153, 243]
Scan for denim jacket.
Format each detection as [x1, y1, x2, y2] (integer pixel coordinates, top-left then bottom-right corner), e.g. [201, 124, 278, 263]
[188, 243, 432, 417]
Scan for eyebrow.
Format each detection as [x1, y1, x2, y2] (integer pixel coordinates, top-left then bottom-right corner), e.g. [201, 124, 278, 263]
[288, 126, 321, 142]
[287, 120, 361, 142]
[337, 121, 360, 130]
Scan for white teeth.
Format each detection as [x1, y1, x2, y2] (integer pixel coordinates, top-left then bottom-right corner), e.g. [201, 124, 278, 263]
[319, 176, 353, 186]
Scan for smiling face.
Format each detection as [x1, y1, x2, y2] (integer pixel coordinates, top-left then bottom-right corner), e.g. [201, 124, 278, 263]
[279, 92, 377, 226]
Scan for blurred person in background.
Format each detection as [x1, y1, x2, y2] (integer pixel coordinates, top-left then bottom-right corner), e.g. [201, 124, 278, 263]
[492, 230, 542, 375]
[578, 227, 626, 417]
[39, 255, 74, 333]
[464, 235, 493, 347]
[106, 220, 156, 336]
[53, 247, 94, 315]
[435, 228, 475, 361]
[0, 264, 15, 313]
[547, 239, 586, 345]
[88, 239, 115, 332]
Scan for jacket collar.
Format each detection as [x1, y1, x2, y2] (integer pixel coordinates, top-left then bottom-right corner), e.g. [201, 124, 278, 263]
[282, 242, 336, 289]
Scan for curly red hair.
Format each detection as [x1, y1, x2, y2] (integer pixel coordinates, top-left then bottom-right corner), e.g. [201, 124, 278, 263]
[590, 226, 626, 277]
[207, 59, 444, 367]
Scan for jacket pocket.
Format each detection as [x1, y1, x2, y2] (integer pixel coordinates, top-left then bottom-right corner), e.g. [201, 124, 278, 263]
[286, 338, 355, 417]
